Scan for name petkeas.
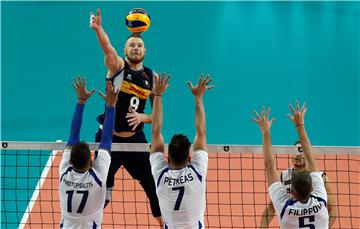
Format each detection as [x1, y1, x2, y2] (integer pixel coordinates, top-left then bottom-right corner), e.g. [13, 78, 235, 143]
[164, 173, 194, 186]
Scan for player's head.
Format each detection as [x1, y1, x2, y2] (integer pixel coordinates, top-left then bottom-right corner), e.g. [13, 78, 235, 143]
[70, 142, 92, 171]
[124, 33, 146, 64]
[168, 134, 191, 167]
[290, 170, 313, 202]
[292, 140, 306, 170]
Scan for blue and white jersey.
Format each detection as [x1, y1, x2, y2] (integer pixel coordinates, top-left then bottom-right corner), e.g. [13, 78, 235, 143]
[269, 172, 329, 229]
[59, 148, 111, 228]
[150, 150, 208, 229]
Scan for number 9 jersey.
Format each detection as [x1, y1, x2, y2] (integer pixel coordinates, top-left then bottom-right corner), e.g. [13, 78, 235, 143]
[59, 149, 111, 228]
[96, 61, 154, 132]
[150, 150, 208, 229]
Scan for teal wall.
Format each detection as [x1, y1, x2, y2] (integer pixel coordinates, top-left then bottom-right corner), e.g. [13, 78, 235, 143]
[2, 1, 359, 146]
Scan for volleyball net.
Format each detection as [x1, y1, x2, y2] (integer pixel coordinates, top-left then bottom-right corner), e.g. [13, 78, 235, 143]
[1, 141, 359, 228]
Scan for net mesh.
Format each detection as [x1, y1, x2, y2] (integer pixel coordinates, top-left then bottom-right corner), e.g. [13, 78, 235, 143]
[1, 142, 359, 228]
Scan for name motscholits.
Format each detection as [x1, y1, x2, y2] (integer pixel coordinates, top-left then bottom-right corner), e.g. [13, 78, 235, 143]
[63, 178, 93, 189]
[164, 173, 194, 186]
[288, 203, 324, 216]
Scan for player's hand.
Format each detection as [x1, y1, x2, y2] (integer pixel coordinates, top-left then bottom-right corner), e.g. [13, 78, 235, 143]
[287, 100, 307, 128]
[98, 81, 119, 107]
[126, 108, 148, 131]
[251, 106, 275, 134]
[72, 76, 96, 104]
[153, 73, 170, 96]
[187, 74, 214, 99]
[90, 8, 102, 31]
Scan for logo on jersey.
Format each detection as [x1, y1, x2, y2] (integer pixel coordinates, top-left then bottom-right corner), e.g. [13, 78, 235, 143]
[121, 80, 152, 99]
[126, 74, 132, 80]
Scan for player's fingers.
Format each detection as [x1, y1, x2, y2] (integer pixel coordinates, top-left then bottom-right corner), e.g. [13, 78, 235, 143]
[296, 100, 300, 111]
[301, 102, 307, 112]
[261, 106, 265, 118]
[303, 107, 307, 115]
[165, 74, 171, 85]
[98, 91, 106, 99]
[198, 73, 204, 86]
[187, 81, 194, 90]
[132, 123, 139, 131]
[289, 103, 295, 114]
[71, 83, 77, 90]
[89, 89, 96, 96]
[97, 8, 101, 18]
[266, 107, 271, 117]
[287, 113, 294, 120]
[251, 117, 259, 123]
[253, 110, 261, 120]
[206, 85, 215, 90]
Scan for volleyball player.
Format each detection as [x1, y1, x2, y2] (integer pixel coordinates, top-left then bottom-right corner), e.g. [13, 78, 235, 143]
[150, 74, 214, 228]
[260, 140, 337, 228]
[59, 77, 118, 228]
[252, 102, 329, 228]
[89, 9, 162, 224]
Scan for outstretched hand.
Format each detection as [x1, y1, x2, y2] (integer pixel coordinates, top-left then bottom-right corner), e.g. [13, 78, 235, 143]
[72, 76, 96, 104]
[153, 73, 170, 96]
[90, 8, 102, 30]
[287, 100, 307, 127]
[251, 106, 275, 134]
[188, 74, 214, 99]
[98, 81, 119, 107]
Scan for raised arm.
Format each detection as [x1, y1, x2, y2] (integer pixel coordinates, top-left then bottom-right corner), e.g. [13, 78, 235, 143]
[252, 107, 278, 186]
[67, 77, 96, 148]
[150, 73, 170, 154]
[90, 8, 124, 77]
[98, 81, 119, 151]
[260, 203, 276, 228]
[287, 101, 318, 172]
[188, 74, 214, 151]
[323, 175, 337, 227]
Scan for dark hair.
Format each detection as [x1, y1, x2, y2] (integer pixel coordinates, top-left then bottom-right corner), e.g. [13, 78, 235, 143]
[70, 142, 91, 171]
[126, 33, 143, 41]
[294, 140, 303, 153]
[168, 134, 191, 166]
[291, 170, 312, 201]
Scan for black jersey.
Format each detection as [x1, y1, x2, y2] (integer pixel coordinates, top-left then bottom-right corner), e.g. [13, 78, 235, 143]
[97, 62, 153, 132]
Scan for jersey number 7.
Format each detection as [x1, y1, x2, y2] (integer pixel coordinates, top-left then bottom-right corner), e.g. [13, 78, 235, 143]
[172, 186, 185, 211]
[66, 190, 89, 213]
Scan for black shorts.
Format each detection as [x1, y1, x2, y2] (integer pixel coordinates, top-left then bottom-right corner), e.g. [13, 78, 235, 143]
[95, 129, 161, 217]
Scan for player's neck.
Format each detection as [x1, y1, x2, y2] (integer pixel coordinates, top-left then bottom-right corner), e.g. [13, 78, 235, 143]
[169, 162, 187, 170]
[125, 58, 143, 71]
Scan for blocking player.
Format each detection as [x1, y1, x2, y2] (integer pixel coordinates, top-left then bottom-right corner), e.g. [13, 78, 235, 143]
[252, 102, 329, 229]
[260, 141, 337, 228]
[59, 78, 118, 228]
[150, 73, 214, 228]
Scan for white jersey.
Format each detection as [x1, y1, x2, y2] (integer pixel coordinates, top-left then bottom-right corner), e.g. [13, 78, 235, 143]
[150, 150, 208, 229]
[280, 169, 326, 196]
[269, 172, 329, 229]
[59, 148, 111, 228]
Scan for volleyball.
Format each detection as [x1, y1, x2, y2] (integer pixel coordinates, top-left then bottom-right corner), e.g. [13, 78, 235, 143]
[125, 8, 151, 33]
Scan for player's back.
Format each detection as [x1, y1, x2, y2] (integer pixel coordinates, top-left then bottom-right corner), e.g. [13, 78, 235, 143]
[270, 172, 329, 229]
[59, 149, 110, 228]
[150, 150, 208, 229]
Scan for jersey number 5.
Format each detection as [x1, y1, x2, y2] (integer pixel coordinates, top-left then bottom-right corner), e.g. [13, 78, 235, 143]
[66, 190, 89, 213]
[172, 186, 185, 211]
[299, 215, 315, 229]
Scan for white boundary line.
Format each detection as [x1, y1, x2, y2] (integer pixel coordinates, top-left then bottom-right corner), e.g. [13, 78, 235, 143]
[18, 142, 61, 229]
